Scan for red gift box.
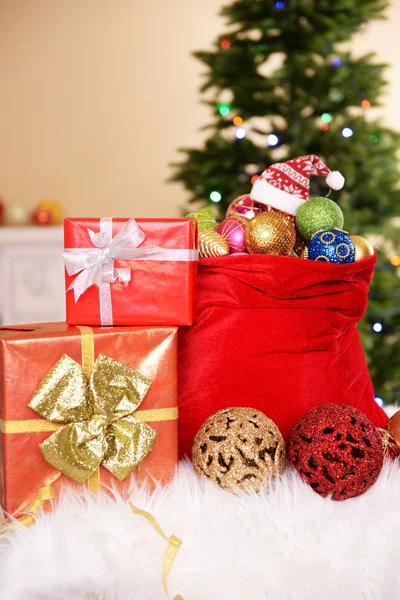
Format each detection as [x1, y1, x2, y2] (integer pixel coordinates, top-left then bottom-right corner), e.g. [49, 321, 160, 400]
[64, 218, 198, 326]
[0, 323, 178, 519]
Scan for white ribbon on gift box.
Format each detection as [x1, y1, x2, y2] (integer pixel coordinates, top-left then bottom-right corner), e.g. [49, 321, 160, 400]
[62, 217, 198, 326]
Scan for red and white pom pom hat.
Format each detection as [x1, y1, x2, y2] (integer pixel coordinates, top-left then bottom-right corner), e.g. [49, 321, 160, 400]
[250, 154, 345, 216]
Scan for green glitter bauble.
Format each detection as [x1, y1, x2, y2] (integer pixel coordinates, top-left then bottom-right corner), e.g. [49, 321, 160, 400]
[296, 197, 344, 242]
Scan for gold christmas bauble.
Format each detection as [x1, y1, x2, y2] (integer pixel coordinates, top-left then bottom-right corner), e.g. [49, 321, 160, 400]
[349, 235, 374, 261]
[192, 407, 286, 494]
[198, 230, 229, 258]
[245, 210, 296, 255]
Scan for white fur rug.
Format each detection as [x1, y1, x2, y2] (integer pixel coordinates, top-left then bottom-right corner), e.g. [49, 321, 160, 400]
[1, 448, 400, 600]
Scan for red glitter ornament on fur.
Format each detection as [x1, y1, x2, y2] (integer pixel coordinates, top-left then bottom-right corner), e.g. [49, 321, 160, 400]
[288, 404, 384, 501]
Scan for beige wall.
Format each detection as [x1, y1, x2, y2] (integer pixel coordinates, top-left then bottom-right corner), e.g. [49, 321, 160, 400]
[1, 0, 399, 219]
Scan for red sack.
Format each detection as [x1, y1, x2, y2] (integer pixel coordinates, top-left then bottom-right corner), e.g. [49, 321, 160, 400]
[178, 253, 387, 458]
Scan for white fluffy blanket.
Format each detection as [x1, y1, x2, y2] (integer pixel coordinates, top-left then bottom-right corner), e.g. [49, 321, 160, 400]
[1, 451, 400, 600]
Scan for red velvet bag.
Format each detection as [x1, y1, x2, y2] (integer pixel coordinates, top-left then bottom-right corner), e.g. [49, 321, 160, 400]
[178, 253, 388, 457]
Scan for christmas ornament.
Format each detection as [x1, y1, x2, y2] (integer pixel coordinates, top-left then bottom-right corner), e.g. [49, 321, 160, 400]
[387, 409, 400, 447]
[378, 427, 400, 459]
[33, 199, 63, 225]
[307, 229, 355, 263]
[250, 154, 344, 216]
[244, 210, 296, 255]
[349, 235, 374, 261]
[31, 208, 52, 225]
[217, 216, 247, 254]
[288, 404, 384, 500]
[192, 407, 286, 494]
[293, 234, 306, 257]
[198, 230, 229, 258]
[4, 203, 30, 226]
[0, 196, 4, 225]
[226, 195, 263, 221]
[377, 410, 400, 459]
[186, 206, 217, 231]
[296, 197, 344, 241]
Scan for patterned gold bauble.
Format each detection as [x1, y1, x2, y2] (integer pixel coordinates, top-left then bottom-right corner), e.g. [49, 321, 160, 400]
[192, 407, 286, 494]
[198, 230, 229, 258]
[349, 235, 374, 261]
[244, 210, 296, 255]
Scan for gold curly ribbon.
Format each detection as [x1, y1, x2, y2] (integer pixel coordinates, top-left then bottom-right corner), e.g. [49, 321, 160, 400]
[130, 503, 183, 600]
[0, 473, 61, 533]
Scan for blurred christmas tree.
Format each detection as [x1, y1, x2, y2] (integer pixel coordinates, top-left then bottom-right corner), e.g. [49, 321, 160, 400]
[172, 0, 400, 405]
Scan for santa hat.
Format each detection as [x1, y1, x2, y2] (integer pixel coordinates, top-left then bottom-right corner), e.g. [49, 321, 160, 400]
[250, 154, 345, 216]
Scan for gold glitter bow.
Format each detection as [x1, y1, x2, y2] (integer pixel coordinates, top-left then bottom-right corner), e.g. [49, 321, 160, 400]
[28, 354, 157, 483]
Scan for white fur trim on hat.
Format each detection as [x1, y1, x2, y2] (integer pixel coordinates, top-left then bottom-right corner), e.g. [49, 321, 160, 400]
[326, 171, 345, 190]
[250, 178, 306, 216]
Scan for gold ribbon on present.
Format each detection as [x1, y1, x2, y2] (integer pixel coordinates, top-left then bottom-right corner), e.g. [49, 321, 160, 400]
[28, 353, 157, 483]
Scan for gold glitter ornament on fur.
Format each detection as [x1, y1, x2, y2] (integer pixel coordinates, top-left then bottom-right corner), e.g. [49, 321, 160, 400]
[192, 407, 286, 493]
[198, 230, 229, 258]
[244, 211, 296, 255]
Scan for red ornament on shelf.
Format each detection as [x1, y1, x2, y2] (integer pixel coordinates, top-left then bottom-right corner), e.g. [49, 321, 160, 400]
[288, 403, 384, 501]
[32, 208, 53, 225]
[0, 196, 4, 225]
[31, 199, 64, 226]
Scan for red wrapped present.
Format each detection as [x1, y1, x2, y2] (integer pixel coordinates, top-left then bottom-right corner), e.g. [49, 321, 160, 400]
[0, 323, 178, 520]
[63, 217, 198, 326]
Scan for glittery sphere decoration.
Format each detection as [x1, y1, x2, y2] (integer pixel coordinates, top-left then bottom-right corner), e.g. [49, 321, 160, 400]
[186, 207, 217, 231]
[198, 230, 229, 258]
[293, 234, 306, 257]
[217, 217, 247, 254]
[378, 410, 400, 458]
[296, 197, 344, 242]
[192, 407, 286, 494]
[244, 210, 296, 255]
[307, 229, 355, 263]
[226, 195, 264, 221]
[288, 404, 384, 501]
[349, 235, 374, 261]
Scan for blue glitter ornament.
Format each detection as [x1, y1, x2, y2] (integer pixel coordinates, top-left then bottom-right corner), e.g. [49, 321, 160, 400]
[307, 229, 355, 263]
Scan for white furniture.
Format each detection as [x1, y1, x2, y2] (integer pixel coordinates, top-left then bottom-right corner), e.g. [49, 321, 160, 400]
[0, 227, 65, 325]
